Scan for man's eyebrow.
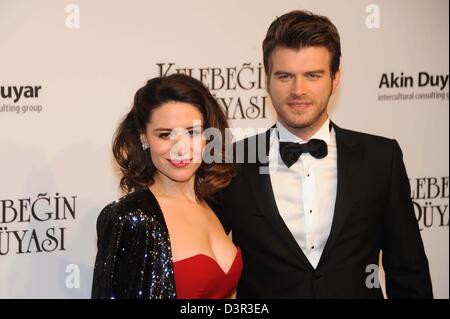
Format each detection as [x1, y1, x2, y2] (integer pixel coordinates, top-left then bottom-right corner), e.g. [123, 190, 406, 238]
[304, 70, 326, 74]
[273, 71, 294, 75]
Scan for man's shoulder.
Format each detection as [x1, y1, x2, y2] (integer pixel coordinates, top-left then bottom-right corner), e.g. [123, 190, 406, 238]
[335, 125, 396, 150]
[231, 128, 272, 165]
[234, 129, 271, 147]
[234, 124, 396, 145]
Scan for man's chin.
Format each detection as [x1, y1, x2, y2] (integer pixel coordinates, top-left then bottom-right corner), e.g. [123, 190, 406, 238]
[281, 116, 315, 130]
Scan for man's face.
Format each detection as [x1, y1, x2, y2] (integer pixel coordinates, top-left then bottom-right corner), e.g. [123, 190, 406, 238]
[267, 46, 340, 137]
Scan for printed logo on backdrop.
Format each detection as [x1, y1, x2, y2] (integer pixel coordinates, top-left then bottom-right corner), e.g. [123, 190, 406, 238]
[0, 85, 44, 115]
[157, 63, 268, 120]
[0, 193, 76, 255]
[410, 177, 449, 231]
[378, 72, 449, 102]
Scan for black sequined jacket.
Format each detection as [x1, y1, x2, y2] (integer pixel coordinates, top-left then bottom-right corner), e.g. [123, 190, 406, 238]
[91, 188, 176, 299]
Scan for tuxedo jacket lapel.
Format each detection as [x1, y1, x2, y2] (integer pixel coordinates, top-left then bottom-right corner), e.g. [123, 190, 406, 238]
[241, 123, 363, 270]
[243, 127, 313, 268]
[317, 123, 362, 268]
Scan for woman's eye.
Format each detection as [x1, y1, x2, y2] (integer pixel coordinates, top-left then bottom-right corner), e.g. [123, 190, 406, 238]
[189, 129, 201, 136]
[158, 132, 171, 139]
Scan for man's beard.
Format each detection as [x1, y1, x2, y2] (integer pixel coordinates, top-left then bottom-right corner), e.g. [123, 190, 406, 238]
[279, 92, 331, 129]
[280, 104, 327, 129]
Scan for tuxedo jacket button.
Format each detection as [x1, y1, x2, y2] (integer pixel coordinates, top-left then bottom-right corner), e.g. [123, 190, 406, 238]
[313, 272, 323, 280]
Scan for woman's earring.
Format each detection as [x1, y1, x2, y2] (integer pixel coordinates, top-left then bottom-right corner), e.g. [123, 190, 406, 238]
[142, 143, 149, 151]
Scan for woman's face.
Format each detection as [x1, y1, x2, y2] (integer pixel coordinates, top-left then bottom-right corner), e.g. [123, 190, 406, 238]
[141, 101, 206, 184]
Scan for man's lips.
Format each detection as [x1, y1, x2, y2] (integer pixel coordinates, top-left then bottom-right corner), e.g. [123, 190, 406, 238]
[287, 100, 313, 108]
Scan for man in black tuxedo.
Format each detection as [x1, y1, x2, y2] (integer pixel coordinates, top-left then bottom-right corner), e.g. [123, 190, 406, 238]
[215, 10, 433, 298]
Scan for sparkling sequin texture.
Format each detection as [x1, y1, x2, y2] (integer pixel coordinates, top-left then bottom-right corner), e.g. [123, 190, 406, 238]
[91, 188, 176, 299]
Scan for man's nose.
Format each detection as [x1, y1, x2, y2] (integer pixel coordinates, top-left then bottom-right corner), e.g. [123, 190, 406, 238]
[291, 77, 307, 96]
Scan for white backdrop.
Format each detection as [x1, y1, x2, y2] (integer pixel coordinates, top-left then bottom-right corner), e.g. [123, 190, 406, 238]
[0, 0, 448, 298]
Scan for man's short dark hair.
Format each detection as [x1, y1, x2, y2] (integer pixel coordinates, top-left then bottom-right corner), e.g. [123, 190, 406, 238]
[263, 10, 342, 78]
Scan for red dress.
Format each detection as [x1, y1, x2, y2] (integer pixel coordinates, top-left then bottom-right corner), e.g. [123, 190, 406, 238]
[173, 247, 243, 299]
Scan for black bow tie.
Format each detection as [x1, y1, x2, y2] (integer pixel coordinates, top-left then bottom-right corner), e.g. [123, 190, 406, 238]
[279, 139, 328, 167]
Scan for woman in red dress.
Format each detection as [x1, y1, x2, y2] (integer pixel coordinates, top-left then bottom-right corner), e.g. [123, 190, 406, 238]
[92, 74, 242, 299]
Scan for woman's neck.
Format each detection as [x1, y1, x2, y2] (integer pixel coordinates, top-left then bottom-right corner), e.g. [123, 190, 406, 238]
[150, 173, 198, 203]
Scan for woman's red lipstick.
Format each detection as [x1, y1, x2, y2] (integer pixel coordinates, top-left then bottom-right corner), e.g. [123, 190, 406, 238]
[167, 159, 191, 168]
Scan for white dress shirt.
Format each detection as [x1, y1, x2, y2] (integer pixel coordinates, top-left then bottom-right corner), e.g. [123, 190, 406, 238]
[268, 118, 338, 269]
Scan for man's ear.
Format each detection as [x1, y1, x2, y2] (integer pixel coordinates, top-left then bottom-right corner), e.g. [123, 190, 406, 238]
[332, 69, 341, 94]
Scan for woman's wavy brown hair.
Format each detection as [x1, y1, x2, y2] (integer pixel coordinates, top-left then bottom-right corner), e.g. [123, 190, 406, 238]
[112, 74, 234, 200]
